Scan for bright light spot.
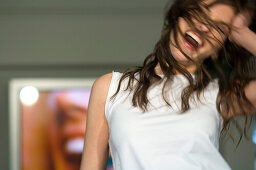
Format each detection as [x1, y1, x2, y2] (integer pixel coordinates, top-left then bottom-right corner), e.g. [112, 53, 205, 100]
[20, 86, 39, 106]
[65, 137, 84, 154]
[252, 128, 256, 144]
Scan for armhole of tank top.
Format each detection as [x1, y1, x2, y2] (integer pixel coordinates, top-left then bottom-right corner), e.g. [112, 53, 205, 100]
[216, 92, 224, 134]
[212, 80, 223, 134]
[104, 71, 120, 121]
[207, 79, 223, 134]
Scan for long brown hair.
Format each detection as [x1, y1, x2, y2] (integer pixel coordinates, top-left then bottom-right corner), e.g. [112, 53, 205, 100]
[112, 0, 256, 146]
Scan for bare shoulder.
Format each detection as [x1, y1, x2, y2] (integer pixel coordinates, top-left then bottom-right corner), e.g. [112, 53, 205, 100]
[92, 73, 112, 92]
[245, 80, 256, 108]
[93, 72, 112, 87]
[90, 73, 113, 103]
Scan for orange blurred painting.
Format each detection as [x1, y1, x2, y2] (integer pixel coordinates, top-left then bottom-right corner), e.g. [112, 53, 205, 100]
[20, 89, 113, 170]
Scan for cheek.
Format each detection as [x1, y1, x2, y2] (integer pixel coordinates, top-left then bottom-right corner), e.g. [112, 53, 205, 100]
[170, 43, 191, 62]
[206, 30, 227, 53]
[178, 17, 188, 31]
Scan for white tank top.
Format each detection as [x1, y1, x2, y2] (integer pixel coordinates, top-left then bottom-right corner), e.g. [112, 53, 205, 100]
[105, 71, 231, 170]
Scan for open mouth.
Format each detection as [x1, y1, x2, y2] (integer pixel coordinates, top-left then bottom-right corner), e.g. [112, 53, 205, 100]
[183, 30, 203, 51]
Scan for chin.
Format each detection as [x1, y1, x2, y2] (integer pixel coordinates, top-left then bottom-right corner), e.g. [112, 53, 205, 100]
[170, 45, 191, 64]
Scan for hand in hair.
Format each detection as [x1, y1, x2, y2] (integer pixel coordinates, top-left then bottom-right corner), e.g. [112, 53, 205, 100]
[229, 10, 256, 55]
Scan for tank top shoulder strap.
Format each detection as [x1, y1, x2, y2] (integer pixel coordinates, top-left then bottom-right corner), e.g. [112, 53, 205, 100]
[105, 71, 123, 121]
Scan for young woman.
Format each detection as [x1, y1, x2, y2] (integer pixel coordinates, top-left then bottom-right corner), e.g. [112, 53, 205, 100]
[81, 0, 256, 169]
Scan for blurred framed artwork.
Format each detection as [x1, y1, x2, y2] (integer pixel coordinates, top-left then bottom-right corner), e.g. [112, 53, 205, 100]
[9, 78, 113, 170]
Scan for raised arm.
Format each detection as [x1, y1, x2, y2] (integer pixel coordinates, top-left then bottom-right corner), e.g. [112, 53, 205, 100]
[231, 27, 256, 55]
[245, 80, 256, 109]
[80, 73, 113, 170]
[229, 10, 256, 56]
[228, 11, 256, 111]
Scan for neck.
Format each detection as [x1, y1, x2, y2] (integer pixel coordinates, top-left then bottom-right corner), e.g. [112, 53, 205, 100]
[155, 63, 196, 75]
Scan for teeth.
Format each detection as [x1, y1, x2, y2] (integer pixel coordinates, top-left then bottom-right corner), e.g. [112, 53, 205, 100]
[65, 137, 84, 154]
[186, 31, 202, 46]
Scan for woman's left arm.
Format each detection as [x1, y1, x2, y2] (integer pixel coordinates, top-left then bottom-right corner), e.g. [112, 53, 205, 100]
[229, 11, 256, 109]
[229, 11, 256, 56]
[230, 27, 256, 55]
[245, 80, 256, 108]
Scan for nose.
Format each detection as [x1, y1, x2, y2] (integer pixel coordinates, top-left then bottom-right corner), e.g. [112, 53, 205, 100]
[196, 23, 209, 32]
